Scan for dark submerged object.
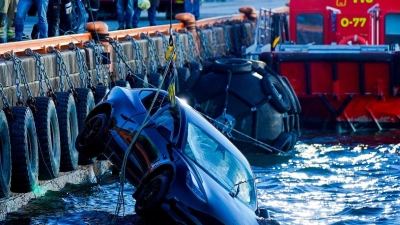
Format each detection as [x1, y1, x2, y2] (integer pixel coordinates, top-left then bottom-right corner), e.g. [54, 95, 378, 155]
[75, 87, 272, 224]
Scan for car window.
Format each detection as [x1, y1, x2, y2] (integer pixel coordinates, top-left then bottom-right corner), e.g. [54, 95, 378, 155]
[184, 122, 256, 208]
[140, 90, 170, 115]
[153, 107, 180, 139]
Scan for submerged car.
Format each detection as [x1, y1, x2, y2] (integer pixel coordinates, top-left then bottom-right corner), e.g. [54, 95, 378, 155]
[75, 87, 272, 224]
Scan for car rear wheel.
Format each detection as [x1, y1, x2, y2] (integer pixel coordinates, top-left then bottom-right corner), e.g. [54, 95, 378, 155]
[75, 113, 108, 158]
[135, 172, 171, 216]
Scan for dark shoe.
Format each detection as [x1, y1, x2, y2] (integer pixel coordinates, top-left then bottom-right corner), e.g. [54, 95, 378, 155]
[126, 23, 132, 29]
[117, 23, 125, 30]
[132, 24, 138, 28]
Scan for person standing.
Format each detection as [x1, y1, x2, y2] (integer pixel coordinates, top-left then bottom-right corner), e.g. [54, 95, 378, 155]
[185, 0, 200, 20]
[48, 0, 72, 36]
[116, 0, 133, 30]
[83, 0, 100, 22]
[14, 0, 49, 40]
[0, 0, 18, 42]
[132, 0, 159, 28]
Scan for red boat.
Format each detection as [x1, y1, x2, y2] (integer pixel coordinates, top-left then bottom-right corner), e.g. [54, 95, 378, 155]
[254, 0, 400, 132]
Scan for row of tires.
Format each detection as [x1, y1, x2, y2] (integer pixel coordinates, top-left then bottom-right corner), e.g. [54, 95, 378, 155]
[0, 86, 109, 198]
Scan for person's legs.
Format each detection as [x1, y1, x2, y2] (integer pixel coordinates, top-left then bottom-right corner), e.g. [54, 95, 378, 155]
[125, 0, 133, 28]
[87, 0, 99, 22]
[36, 0, 49, 38]
[47, 0, 61, 37]
[192, 0, 200, 19]
[131, 7, 142, 28]
[147, 4, 156, 26]
[116, 0, 125, 29]
[184, 0, 192, 14]
[6, 0, 18, 40]
[59, 2, 72, 35]
[15, 0, 33, 40]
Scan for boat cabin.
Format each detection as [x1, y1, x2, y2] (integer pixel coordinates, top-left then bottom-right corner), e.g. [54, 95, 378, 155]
[289, 0, 400, 45]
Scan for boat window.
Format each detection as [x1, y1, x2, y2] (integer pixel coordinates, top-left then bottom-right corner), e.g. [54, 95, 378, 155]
[140, 90, 170, 115]
[184, 122, 256, 209]
[296, 14, 324, 44]
[385, 14, 400, 45]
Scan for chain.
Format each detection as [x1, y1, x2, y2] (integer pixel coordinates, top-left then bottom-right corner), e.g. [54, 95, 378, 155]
[173, 32, 184, 67]
[140, 33, 158, 73]
[49, 48, 76, 92]
[85, 40, 106, 85]
[0, 83, 11, 109]
[156, 31, 168, 55]
[25, 49, 56, 99]
[181, 30, 197, 62]
[69, 43, 91, 88]
[4, 53, 24, 105]
[196, 27, 213, 61]
[209, 26, 220, 58]
[232, 23, 242, 53]
[241, 22, 249, 46]
[109, 39, 130, 80]
[221, 24, 233, 54]
[126, 36, 142, 74]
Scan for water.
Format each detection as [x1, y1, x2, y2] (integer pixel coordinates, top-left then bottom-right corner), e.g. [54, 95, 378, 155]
[2, 130, 399, 225]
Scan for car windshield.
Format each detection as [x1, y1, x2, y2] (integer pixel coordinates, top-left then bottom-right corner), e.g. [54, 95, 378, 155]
[183, 121, 256, 208]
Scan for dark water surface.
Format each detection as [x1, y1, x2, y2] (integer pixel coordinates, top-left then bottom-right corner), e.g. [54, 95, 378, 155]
[2, 130, 400, 225]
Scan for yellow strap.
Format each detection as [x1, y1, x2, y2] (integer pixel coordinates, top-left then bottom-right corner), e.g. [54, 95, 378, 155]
[165, 45, 177, 61]
[167, 82, 176, 105]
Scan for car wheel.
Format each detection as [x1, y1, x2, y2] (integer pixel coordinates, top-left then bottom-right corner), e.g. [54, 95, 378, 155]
[75, 113, 108, 158]
[135, 172, 171, 215]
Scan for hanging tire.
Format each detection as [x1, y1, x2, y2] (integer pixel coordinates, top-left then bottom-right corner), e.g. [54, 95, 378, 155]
[75, 88, 97, 165]
[135, 171, 171, 216]
[261, 74, 291, 113]
[280, 76, 301, 114]
[148, 72, 162, 88]
[111, 79, 130, 89]
[185, 69, 201, 91]
[55, 92, 79, 172]
[0, 110, 11, 198]
[75, 113, 108, 158]
[33, 97, 61, 180]
[177, 67, 190, 93]
[8, 106, 39, 193]
[94, 85, 109, 104]
[185, 61, 202, 71]
[273, 132, 293, 153]
[130, 73, 147, 89]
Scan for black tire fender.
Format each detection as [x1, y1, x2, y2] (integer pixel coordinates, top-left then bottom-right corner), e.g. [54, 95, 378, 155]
[0, 110, 11, 197]
[55, 92, 79, 172]
[273, 132, 293, 153]
[213, 58, 252, 74]
[148, 72, 162, 88]
[177, 67, 191, 93]
[111, 79, 131, 89]
[280, 76, 301, 114]
[261, 74, 291, 113]
[8, 106, 39, 193]
[94, 85, 110, 104]
[129, 73, 147, 89]
[33, 97, 61, 180]
[185, 69, 201, 91]
[75, 88, 97, 165]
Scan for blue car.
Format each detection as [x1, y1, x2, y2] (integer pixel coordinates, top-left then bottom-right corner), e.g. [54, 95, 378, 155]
[75, 87, 273, 224]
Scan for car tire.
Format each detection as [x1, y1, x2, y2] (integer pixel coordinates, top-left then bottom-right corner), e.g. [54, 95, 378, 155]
[33, 97, 61, 180]
[55, 92, 79, 172]
[0, 110, 11, 198]
[75, 113, 108, 159]
[8, 106, 39, 193]
[135, 172, 171, 216]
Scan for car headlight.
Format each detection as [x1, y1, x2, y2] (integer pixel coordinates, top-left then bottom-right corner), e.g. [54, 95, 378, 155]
[186, 170, 207, 203]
